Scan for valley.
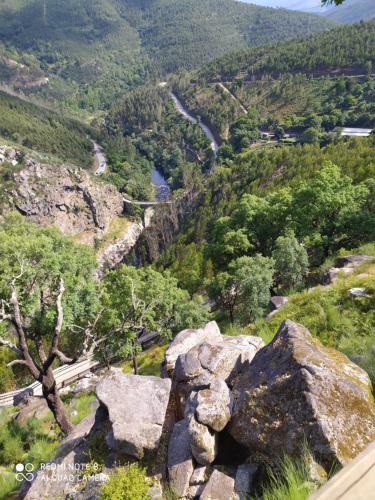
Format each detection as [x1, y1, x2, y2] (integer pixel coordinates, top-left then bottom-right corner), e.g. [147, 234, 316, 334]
[0, 2, 374, 500]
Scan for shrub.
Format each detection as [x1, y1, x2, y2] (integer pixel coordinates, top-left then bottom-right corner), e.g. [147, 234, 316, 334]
[100, 464, 152, 500]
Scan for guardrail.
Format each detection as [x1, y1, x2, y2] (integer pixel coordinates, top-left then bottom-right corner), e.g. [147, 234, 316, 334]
[0, 355, 99, 407]
[310, 441, 375, 499]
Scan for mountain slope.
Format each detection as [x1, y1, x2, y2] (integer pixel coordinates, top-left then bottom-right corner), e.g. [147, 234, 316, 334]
[323, 0, 375, 23]
[0, 91, 94, 167]
[0, 0, 335, 111]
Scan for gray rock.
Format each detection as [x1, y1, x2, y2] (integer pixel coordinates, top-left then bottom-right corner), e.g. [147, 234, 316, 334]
[335, 255, 374, 268]
[269, 296, 288, 311]
[23, 413, 96, 500]
[190, 465, 211, 485]
[230, 320, 375, 469]
[188, 416, 218, 465]
[165, 321, 222, 373]
[187, 484, 205, 498]
[168, 420, 194, 497]
[96, 369, 171, 459]
[200, 469, 235, 500]
[195, 379, 232, 432]
[174, 335, 263, 412]
[326, 255, 374, 284]
[148, 481, 163, 500]
[234, 464, 258, 500]
[15, 396, 49, 426]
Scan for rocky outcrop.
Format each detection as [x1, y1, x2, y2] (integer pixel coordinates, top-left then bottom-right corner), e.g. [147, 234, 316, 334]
[188, 415, 218, 465]
[4, 153, 124, 245]
[269, 296, 288, 311]
[168, 420, 194, 497]
[23, 413, 97, 500]
[326, 255, 374, 283]
[165, 321, 222, 374]
[96, 220, 144, 277]
[173, 334, 264, 412]
[95, 369, 171, 459]
[200, 469, 235, 500]
[229, 320, 375, 469]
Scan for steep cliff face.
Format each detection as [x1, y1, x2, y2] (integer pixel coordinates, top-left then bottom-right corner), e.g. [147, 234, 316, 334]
[128, 190, 203, 265]
[0, 145, 124, 245]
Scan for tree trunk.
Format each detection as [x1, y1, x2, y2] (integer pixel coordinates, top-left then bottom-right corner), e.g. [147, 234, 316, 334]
[41, 370, 73, 435]
[132, 351, 138, 375]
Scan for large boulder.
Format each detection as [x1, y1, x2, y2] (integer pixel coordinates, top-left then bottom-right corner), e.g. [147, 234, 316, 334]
[195, 379, 233, 432]
[230, 320, 375, 469]
[96, 369, 171, 459]
[200, 469, 235, 500]
[188, 416, 218, 465]
[167, 420, 194, 497]
[174, 335, 264, 411]
[165, 321, 222, 373]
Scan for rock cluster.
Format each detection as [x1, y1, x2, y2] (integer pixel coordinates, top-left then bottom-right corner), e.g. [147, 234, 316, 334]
[95, 369, 171, 460]
[164, 319, 375, 498]
[326, 255, 374, 283]
[12, 161, 124, 244]
[24, 319, 375, 499]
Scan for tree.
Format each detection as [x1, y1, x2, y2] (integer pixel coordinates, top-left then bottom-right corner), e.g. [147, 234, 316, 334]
[0, 215, 99, 434]
[208, 255, 274, 324]
[301, 127, 320, 144]
[100, 266, 209, 373]
[274, 126, 285, 141]
[322, 0, 345, 5]
[272, 230, 309, 292]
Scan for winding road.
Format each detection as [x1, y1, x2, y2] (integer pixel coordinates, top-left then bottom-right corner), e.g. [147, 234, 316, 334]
[169, 91, 220, 156]
[93, 142, 107, 176]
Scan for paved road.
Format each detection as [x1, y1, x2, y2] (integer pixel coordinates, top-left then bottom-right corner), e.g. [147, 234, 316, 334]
[169, 92, 219, 156]
[93, 142, 107, 176]
[0, 355, 99, 407]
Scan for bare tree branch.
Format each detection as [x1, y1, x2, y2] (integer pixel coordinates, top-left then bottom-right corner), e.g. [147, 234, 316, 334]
[50, 278, 65, 353]
[7, 359, 29, 368]
[0, 338, 21, 356]
[9, 284, 40, 378]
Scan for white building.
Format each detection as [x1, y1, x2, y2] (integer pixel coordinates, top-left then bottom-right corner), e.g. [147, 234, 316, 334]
[340, 127, 373, 137]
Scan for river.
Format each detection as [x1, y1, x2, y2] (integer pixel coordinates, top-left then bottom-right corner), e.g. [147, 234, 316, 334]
[152, 167, 171, 201]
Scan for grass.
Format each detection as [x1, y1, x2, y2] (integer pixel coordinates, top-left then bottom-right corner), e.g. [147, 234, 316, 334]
[249, 256, 375, 386]
[100, 463, 152, 500]
[0, 471, 18, 500]
[122, 345, 167, 377]
[261, 454, 319, 500]
[0, 390, 97, 499]
[95, 216, 131, 252]
[63, 390, 97, 425]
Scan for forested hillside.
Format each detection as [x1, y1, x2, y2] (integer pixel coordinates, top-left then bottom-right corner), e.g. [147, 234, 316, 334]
[0, 91, 94, 166]
[104, 85, 213, 198]
[170, 20, 375, 142]
[0, 0, 334, 112]
[198, 19, 375, 81]
[324, 0, 375, 23]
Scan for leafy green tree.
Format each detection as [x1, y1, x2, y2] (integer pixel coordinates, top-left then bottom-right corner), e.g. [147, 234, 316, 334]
[0, 214, 98, 434]
[272, 230, 309, 292]
[209, 255, 274, 324]
[274, 126, 285, 141]
[100, 266, 209, 373]
[301, 127, 320, 144]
